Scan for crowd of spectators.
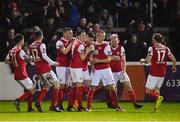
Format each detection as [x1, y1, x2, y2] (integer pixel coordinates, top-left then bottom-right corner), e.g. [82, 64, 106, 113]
[0, 0, 179, 61]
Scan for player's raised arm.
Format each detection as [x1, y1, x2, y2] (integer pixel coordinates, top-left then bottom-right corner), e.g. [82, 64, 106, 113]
[79, 44, 92, 61]
[57, 39, 73, 55]
[57, 28, 74, 55]
[40, 43, 59, 66]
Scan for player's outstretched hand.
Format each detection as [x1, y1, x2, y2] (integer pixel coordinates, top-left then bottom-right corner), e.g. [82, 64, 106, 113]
[172, 66, 177, 73]
[140, 58, 145, 64]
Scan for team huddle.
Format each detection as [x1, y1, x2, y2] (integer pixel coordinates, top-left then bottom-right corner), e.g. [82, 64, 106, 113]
[5, 28, 176, 113]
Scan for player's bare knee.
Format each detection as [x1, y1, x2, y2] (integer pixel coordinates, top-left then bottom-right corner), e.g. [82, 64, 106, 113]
[53, 81, 59, 89]
[30, 88, 35, 94]
[146, 88, 153, 94]
[105, 84, 114, 91]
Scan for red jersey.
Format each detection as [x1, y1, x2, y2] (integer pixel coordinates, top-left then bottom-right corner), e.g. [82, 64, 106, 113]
[110, 44, 125, 72]
[70, 39, 84, 68]
[83, 44, 91, 71]
[29, 41, 51, 75]
[7, 46, 28, 80]
[149, 44, 171, 77]
[56, 38, 72, 67]
[93, 42, 112, 70]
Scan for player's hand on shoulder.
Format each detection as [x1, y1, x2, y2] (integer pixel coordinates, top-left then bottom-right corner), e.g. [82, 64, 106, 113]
[93, 58, 100, 64]
[53, 62, 60, 67]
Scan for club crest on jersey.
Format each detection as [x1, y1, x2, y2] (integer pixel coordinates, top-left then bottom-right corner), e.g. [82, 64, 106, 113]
[93, 50, 98, 54]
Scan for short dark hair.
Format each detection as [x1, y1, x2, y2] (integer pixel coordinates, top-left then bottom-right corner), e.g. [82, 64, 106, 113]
[63, 27, 72, 33]
[77, 30, 86, 36]
[34, 31, 43, 40]
[14, 34, 24, 44]
[153, 33, 163, 43]
[87, 31, 95, 39]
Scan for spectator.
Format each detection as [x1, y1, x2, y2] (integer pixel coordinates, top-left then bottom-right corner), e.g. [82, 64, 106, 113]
[76, 17, 93, 33]
[6, 8, 22, 32]
[28, 25, 41, 45]
[99, 9, 114, 29]
[0, 28, 15, 61]
[85, 5, 99, 24]
[115, 0, 133, 27]
[125, 34, 146, 61]
[93, 23, 101, 35]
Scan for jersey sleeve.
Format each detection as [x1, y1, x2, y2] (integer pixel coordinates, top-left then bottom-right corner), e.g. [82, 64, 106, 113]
[40, 43, 55, 65]
[167, 47, 172, 56]
[148, 47, 153, 56]
[56, 40, 64, 49]
[104, 44, 112, 56]
[78, 44, 85, 54]
[120, 46, 125, 56]
[19, 50, 28, 60]
[5, 54, 10, 61]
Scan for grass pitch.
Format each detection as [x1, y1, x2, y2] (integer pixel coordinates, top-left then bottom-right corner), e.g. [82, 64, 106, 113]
[0, 101, 180, 121]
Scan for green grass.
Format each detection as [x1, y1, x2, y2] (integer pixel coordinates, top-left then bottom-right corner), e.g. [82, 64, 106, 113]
[0, 101, 180, 121]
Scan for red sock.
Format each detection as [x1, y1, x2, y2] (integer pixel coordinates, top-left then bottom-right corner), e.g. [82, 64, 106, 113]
[105, 90, 113, 106]
[28, 96, 33, 109]
[86, 89, 95, 109]
[147, 91, 159, 99]
[51, 88, 59, 107]
[38, 88, 48, 104]
[83, 85, 89, 95]
[68, 87, 75, 107]
[76, 86, 84, 107]
[156, 92, 160, 96]
[58, 88, 65, 107]
[17, 91, 32, 101]
[128, 90, 136, 104]
[110, 90, 119, 108]
[94, 87, 102, 96]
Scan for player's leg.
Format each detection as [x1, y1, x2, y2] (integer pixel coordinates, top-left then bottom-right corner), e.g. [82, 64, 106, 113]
[86, 70, 100, 111]
[67, 83, 76, 111]
[104, 85, 125, 112]
[34, 75, 50, 112]
[145, 75, 160, 99]
[106, 72, 119, 108]
[48, 70, 60, 112]
[121, 72, 143, 109]
[70, 68, 84, 111]
[86, 86, 96, 111]
[154, 77, 164, 112]
[102, 68, 125, 112]
[56, 67, 67, 111]
[83, 70, 91, 95]
[14, 78, 35, 112]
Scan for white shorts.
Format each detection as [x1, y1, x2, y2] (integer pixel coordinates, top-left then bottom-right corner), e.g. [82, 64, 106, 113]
[112, 71, 130, 85]
[17, 77, 33, 90]
[56, 67, 72, 85]
[41, 70, 58, 83]
[83, 70, 91, 81]
[70, 68, 83, 83]
[145, 75, 165, 89]
[91, 68, 115, 86]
